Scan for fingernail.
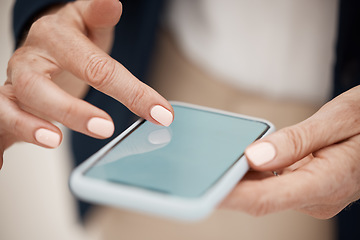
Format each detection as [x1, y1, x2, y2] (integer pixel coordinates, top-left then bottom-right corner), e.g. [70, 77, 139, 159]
[245, 142, 276, 166]
[150, 105, 173, 127]
[35, 128, 61, 148]
[87, 117, 114, 138]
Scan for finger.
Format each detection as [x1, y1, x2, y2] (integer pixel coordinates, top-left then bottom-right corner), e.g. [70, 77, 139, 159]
[60, 34, 173, 126]
[245, 86, 360, 170]
[220, 163, 319, 216]
[41, 4, 173, 126]
[11, 67, 115, 139]
[81, 0, 122, 50]
[0, 85, 62, 148]
[221, 160, 347, 218]
[82, 0, 122, 29]
[220, 171, 310, 216]
[297, 134, 360, 218]
[226, 129, 360, 218]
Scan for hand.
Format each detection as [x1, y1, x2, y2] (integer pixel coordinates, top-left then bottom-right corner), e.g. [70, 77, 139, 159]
[221, 86, 360, 219]
[1, 0, 173, 169]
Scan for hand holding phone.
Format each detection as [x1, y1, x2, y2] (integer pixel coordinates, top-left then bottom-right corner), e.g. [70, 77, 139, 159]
[70, 102, 274, 221]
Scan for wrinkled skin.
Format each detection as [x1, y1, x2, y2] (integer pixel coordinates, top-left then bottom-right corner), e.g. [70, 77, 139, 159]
[1, 0, 173, 168]
[2, 0, 360, 219]
[221, 86, 360, 219]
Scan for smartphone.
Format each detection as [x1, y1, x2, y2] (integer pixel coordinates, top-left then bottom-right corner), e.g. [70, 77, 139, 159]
[70, 102, 274, 221]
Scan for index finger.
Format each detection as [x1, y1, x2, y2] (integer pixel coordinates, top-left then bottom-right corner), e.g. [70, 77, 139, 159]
[44, 18, 173, 126]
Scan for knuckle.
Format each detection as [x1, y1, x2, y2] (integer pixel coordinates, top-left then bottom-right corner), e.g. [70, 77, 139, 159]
[11, 114, 23, 135]
[12, 72, 38, 100]
[0, 85, 16, 102]
[30, 15, 56, 36]
[59, 101, 77, 126]
[127, 84, 147, 111]
[27, 15, 66, 47]
[243, 185, 276, 217]
[85, 55, 116, 90]
[303, 205, 342, 220]
[249, 197, 274, 217]
[338, 100, 360, 125]
[281, 126, 308, 159]
[7, 48, 28, 78]
[329, 181, 357, 206]
[8, 49, 22, 67]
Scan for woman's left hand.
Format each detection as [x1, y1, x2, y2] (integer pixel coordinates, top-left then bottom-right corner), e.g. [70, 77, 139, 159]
[221, 86, 360, 219]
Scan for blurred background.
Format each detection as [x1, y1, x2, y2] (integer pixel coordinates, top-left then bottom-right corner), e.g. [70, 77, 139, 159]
[0, 0, 341, 239]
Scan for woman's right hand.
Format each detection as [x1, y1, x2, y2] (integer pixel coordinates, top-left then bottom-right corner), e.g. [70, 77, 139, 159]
[1, 0, 173, 169]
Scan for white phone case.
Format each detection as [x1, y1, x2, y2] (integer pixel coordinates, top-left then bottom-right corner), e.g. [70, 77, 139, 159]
[69, 101, 275, 221]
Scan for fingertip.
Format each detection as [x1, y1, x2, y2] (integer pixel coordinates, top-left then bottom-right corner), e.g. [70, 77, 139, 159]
[84, 0, 122, 28]
[150, 105, 174, 127]
[34, 128, 62, 148]
[245, 141, 277, 168]
[87, 117, 115, 138]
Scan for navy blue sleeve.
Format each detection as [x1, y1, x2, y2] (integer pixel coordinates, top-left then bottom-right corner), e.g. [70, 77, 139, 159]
[12, 0, 74, 48]
[333, 0, 360, 97]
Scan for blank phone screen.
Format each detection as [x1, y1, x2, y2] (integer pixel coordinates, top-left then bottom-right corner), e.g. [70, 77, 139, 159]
[85, 105, 269, 198]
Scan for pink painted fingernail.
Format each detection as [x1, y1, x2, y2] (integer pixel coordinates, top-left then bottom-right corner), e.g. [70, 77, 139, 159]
[35, 128, 61, 148]
[87, 117, 114, 138]
[245, 142, 276, 166]
[150, 105, 173, 127]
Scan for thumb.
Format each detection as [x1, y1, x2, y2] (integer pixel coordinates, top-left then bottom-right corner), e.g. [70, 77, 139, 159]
[245, 122, 319, 171]
[80, 0, 122, 50]
[82, 0, 122, 29]
[244, 90, 360, 170]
